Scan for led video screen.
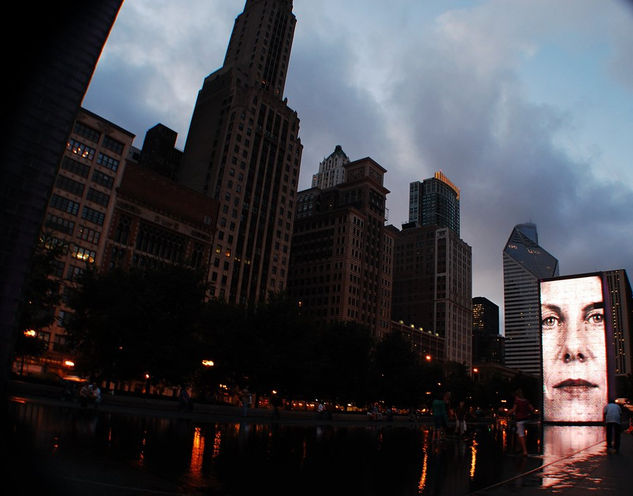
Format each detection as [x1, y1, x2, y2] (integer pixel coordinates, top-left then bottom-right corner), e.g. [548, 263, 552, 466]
[540, 274, 609, 423]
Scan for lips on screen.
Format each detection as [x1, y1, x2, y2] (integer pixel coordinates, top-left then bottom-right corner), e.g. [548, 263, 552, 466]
[540, 275, 608, 423]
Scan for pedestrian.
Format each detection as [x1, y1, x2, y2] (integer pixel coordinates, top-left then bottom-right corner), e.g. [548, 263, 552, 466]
[240, 386, 251, 417]
[178, 385, 191, 412]
[271, 392, 282, 420]
[603, 399, 622, 454]
[455, 400, 468, 436]
[432, 392, 449, 441]
[508, 388, 535, 456]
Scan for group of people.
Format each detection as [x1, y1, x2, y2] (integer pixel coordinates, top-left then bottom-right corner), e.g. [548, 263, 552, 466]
[430, 392, 471, 441]
[79, 382, 102, 408]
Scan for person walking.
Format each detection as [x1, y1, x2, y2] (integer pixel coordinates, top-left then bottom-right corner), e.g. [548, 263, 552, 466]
[508, 389, 535, 456]
[603, 400, 622, 454]
[432, 392, 450, 441]
[455, 400, 468, 436]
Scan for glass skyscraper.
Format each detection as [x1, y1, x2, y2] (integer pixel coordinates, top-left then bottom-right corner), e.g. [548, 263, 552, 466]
[409, 171, 460, 236]
[503, 223, 558, 376]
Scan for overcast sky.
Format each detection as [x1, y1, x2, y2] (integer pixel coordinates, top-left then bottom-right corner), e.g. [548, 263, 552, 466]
[83, 0, 633, 332]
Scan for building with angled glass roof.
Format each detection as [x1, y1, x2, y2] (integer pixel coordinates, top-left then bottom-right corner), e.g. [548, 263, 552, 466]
[503, 223, 558, 376]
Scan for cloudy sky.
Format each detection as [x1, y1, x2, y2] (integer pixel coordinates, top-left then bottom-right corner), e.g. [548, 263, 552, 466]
[83, 0, 633, 331]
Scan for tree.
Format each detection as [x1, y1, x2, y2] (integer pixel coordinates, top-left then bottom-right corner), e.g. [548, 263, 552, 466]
[66, 264, 208, 386]
[307, 321, 374, 405]
[13, 234, 64, 373]
[372, 331, 425, 408]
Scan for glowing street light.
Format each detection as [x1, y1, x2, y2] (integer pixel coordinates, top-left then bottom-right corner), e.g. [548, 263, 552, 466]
[201, 360, 215, 367]
[63, 360, 75, 368]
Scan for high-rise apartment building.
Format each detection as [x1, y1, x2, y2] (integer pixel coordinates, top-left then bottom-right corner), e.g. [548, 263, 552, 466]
[391, 224, 472, 366]
[288, 157, 393, 338]
[178, 0, 302, 304]
[311, 145, 349, 189]
[1, 0, 123, 391]
[503, 223, 558, 376]
[408, 171, 460, 236]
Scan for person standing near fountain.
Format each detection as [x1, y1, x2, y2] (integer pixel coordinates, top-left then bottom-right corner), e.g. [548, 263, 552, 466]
[603, 400, 622, 454]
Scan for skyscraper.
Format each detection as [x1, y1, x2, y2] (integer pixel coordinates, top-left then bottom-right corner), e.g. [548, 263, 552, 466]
[178, 0, 302, 304]
[408, 171, 460, 236]
[288, 157, 393, 338]
[503, 223, 558, 376]
[472, 296, 504, 364]
[311, 145, 349, 189]
[391, 224, 472, 366]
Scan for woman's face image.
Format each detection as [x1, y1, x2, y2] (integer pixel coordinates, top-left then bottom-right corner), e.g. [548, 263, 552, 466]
[541, 275, 607, 423]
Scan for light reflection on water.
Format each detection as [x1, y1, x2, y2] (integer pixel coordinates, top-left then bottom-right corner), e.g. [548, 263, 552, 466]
[540, 425, 605, 489]
[8, 400, 608, 495]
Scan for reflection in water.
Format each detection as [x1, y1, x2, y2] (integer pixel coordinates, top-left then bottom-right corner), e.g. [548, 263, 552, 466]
[190, 426, 204, 477]
[470, 438, 478, 479]
[541, 425, 604, 488]
[9, 401, 563, 496]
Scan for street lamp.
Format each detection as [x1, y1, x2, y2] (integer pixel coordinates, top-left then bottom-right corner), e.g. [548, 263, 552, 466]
[201, 360, 215, 367]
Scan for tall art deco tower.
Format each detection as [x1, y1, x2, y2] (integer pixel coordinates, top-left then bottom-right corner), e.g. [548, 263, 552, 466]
[179, 0, 302, 304]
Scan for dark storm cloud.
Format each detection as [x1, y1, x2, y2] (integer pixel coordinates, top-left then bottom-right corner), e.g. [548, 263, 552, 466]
[286, 28, 391, 190]
[385, 13, 633, 309]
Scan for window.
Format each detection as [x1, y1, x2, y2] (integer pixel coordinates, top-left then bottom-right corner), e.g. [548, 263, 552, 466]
[113, 216, 130, 244]
[91, 170, 114, 189]
[97, 152, 120, 172]
[86, 187, 110, 207]
[45, 214, 74, 235]
[50, 194, 79, 216]
[81, 206, 105, 226]
[73, 121, 101, 143]
[67, 138, 95, 161]
[55, 174, 85, 197]
[61, 156, 90, 178]
[66, 265, 85, 281]
[70, 245, 96, 264]
[77, 225, 100, 245]
[102, 135, 124, 155]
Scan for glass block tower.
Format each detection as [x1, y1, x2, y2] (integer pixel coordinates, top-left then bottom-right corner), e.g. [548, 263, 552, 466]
[409, 171, 460, 236]
[178, 0, 302, 304]
[503, 223, 558, 376]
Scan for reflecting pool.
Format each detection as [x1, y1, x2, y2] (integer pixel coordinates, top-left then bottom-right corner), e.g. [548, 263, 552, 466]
[7, 400, 608, 495]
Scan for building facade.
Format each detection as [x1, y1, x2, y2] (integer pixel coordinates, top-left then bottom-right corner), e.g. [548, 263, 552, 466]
[36, 108, 135, 372]
[472, 296, 504, 364]
[391, 224, 472, 367]
[104, 162, 218, 273]
[503, 223, 558, 376]
[288, 157, 393, 338]
[604, 269, 633, 389]
[311, 145, 350, 189]
[408, 171, 460, 236]
[391, 320, 444, 363]
[178, 0, 302, 304]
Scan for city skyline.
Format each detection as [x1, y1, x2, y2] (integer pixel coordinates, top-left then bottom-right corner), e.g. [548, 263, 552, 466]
[82, 0, 633, 331]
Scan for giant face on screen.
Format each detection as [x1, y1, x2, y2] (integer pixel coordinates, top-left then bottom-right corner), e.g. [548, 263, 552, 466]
[541, 275, 608, 423]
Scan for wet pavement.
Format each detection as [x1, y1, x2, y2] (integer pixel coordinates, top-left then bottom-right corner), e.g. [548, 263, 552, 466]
[5, 381, 633, 495]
